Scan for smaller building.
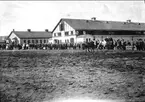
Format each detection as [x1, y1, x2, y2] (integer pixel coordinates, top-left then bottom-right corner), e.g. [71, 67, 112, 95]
[8, 29, 52, 45]
[0, 36, 7, 45]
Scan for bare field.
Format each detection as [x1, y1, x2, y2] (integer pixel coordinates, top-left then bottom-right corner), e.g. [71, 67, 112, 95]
[0, 50, 145, 102]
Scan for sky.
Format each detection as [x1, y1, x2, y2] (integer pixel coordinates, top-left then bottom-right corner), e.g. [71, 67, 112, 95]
[0, 1, 145, 36]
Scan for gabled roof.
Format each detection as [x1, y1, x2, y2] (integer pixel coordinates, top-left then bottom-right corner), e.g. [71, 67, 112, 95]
[0, 36, 7, 43]
[9, 31, 52, 39]
[53, 18, 145, 32]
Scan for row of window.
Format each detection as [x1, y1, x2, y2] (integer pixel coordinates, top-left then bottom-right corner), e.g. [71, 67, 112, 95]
[65, 39, 70, 43]
[86, 38, 92, 42]
[23, 39, 49, 44]
[54, 38, 75, 44]
[54, 31, 74, 37]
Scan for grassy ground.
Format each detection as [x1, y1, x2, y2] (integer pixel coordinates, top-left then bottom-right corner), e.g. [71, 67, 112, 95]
[0, 50, 145, 102]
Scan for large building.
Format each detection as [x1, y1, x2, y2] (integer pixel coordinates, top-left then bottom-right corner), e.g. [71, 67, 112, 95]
[52, 18, 145, 44]
[8, 29, 52, 45]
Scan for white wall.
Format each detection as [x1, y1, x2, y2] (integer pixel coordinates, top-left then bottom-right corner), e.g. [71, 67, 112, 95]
[48, 38, 53, 44]
[76, 34, 95, 43]
[52, 21, 76, 43]
[76, 38, 84, 43]
[9, 32, 21, 44]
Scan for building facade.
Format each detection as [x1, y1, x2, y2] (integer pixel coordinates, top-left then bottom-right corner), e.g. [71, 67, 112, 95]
[52, 18, 145, 44]
[8, 29, 52, 45]
[52, 21, 76, 44]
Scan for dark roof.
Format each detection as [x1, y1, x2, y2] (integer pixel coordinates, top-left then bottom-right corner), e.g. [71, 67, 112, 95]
[0, 36, 7, 43]
[77, 34, 94, 38]
[53, 18, 145, 31]
[9, 31, 52, 39]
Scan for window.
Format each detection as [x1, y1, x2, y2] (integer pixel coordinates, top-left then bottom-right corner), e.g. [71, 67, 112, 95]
[32, 40, 34, 43]
[86, 38, 91, 42]
[67, 39, 69, 43]
[70, 38, 74, 44]
[24, 40, 26, 43]
[71, 31, 73, 35]
[54, 39, 57, 44]
[54, 33, 56, 37]
[44, 40, 46, 43]
[28, 40, 30, 44]
[136, 32, 141, 34]
[86, 39, 88, 43]
[36, 40, 38, 43]
[40, 40, 42, 44]
[109, 32, 114, 35]
[58, 33, 61, 36]
[59, 22, 65, 31]
[65, 32, 69, 36]
[59, 40, 62, 44]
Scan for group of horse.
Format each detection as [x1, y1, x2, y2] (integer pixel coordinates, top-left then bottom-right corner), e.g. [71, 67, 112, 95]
[82, 37, 115, 52]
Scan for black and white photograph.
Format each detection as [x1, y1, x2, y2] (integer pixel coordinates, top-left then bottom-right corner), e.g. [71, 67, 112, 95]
[1, 0, 145, 102]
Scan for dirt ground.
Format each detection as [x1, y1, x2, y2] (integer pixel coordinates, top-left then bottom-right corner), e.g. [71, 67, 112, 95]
[0, 50, 145, 102]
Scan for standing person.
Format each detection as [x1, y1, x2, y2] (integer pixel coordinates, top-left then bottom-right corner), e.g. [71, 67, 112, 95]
[140, 39, 144, 51]
[136, 39, 139, 51]
[143, 39, 145, 51]
[132, 41, 136, 51]
[95, 40, 99, 49]
[122, 40, 126, 50]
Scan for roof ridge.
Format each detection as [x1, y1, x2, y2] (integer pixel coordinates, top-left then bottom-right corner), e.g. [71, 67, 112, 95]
[13, 31, 52, 33]
[62, 18, 144, 24]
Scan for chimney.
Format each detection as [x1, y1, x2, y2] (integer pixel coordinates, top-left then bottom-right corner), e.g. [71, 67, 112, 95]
[13, 29, 15, 31]
[127, 19, 131, 23]
[91, 17, 96, 21]
[45, 29, 49, 32]
[27, 29, 31, 32]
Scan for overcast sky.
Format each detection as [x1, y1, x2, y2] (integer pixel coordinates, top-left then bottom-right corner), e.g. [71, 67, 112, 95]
[0, 1, 145, 36]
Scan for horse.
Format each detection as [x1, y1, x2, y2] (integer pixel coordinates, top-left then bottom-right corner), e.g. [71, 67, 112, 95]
[82, 41, 95, 52]
[97, 40, 106, 50]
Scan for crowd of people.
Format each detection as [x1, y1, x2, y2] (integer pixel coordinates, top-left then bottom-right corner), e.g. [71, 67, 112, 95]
[0, 38, 145, 51]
